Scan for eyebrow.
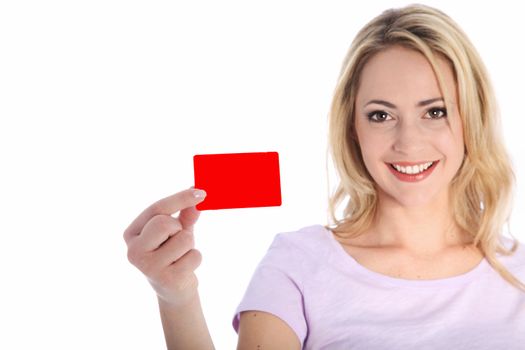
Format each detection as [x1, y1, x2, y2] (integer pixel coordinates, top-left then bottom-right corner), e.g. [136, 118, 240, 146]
[365, 97, 444, 109]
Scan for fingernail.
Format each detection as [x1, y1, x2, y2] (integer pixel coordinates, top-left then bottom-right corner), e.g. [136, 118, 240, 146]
[193, 189, 206, 198]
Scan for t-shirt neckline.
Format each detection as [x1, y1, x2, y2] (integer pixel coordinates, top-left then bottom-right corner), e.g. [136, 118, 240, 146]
[320, 225, 490, 289]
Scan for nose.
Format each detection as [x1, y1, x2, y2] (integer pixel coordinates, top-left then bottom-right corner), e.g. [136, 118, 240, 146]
[392, 119, 426, 155]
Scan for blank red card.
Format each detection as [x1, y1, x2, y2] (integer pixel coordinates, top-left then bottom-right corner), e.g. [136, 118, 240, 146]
[193, 152, 282, 210]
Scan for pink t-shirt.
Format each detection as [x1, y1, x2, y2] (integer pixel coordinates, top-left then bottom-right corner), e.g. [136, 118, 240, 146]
[232, 224, 525, 349]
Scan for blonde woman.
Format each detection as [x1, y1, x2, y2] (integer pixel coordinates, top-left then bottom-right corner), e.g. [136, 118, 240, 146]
[124, 4, 525, 349]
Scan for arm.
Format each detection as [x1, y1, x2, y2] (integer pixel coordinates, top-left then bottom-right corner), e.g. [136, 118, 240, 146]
[158, 294, 215, 350]
[237, 311, 301, 350]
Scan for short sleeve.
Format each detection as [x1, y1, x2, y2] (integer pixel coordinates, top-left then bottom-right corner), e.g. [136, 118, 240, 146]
[232, 233, 307, 346]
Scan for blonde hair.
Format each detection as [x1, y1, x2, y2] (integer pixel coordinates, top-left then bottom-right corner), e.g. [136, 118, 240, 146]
[324, 3, 525, 292]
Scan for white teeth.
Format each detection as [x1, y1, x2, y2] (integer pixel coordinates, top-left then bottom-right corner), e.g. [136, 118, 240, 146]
[392, 161, 434, 174]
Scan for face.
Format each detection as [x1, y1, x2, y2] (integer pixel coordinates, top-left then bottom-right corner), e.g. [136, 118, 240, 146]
[354, 45, 464, 208]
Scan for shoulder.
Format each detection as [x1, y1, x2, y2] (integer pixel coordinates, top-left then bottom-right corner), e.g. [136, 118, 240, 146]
[232, 225, 328, 346]
[269, 224, 333, 258]
[254, 224, 335, 279]
[496, 236, 525, 271]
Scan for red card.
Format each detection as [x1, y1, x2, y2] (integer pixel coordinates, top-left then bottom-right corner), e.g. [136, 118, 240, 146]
[193, 152, 282, 210]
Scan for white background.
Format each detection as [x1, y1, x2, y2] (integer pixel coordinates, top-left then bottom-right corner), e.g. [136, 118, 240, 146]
[1, 1, 524, 349]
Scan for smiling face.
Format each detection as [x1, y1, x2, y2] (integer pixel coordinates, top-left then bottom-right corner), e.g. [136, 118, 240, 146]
[354, 45, 465, 208]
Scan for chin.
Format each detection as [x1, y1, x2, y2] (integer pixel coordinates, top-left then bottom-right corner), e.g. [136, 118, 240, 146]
[396, 196, 435, 208]
[380, 186, 442, 208]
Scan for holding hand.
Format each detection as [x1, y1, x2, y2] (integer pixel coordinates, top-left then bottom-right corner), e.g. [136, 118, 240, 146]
[124, 188, 207, 307]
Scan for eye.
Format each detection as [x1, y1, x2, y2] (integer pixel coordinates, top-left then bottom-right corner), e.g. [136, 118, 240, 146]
[366, 107, 448, 123]
[366, 110, 392, 123]
[427, 107, 447, 119]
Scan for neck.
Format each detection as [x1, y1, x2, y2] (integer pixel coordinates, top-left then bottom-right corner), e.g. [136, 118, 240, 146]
[368, 189, 470, 256]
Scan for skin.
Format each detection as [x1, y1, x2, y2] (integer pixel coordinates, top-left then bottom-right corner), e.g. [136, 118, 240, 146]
[351, 45, 476, 258]
[125, 188, 301, 348]
[124, 189, 215, 349]
[124, 45, 483, 349]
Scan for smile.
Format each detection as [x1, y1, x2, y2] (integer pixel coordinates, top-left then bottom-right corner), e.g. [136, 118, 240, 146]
[391, 161, 434, 174]
[386, 160, 440, 182]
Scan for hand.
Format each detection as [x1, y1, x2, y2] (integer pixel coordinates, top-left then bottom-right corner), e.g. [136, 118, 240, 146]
[124, 188, 207, 307]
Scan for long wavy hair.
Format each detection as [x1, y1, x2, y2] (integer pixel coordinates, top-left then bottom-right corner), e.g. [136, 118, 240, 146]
[324, 3, 525, 292]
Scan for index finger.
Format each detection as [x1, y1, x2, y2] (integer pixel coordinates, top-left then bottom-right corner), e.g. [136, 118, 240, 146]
[123, 187, 206, 244]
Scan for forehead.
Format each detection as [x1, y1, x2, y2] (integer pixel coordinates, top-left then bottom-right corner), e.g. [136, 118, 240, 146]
[356, 46, 456, 104]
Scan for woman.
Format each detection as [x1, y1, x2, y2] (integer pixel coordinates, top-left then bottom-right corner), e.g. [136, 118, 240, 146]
[124, 4, 525, 349]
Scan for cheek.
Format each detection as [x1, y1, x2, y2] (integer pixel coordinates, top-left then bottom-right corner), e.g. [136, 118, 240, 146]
[435, 129, 464, 166]
[445, 109, 465, 149]
[358, 135, 387, 173]
[445, 119, 465, 156]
